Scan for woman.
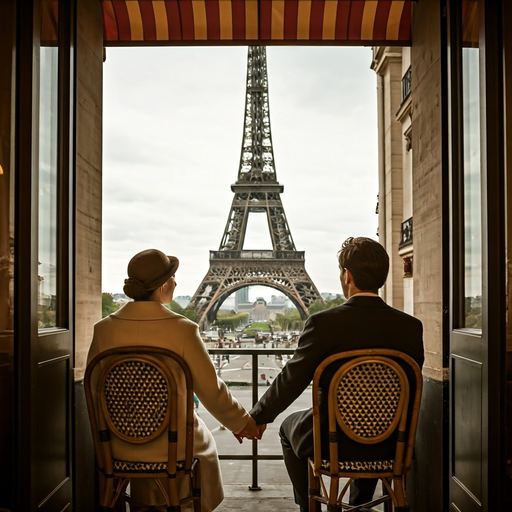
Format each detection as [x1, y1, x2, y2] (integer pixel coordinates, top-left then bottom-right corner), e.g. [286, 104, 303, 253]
[87, 249, 259, 511]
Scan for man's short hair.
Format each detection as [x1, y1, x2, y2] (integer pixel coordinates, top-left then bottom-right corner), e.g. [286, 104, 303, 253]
[337, 237, 389, 291]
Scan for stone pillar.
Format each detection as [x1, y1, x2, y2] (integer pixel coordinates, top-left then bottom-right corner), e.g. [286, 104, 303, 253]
[372, 47, 404, 311]
[75, 0, 103, 381]
[409, 1, 448, 510]
[74, 2, 103, 509]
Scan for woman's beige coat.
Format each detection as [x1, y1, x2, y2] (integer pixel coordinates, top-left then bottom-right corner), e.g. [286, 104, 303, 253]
[87, 301, 250, 511]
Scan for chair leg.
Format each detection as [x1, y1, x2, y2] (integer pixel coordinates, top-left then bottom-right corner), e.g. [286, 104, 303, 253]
[192, 460, 202, 512]
[328, 476, 340, 511]
[393, 476, 409, 511]
[307, 463, 322, 512]
[383, 478, 393, 512]
[112, 495, 126, 512]
[100, 476, 115, 511]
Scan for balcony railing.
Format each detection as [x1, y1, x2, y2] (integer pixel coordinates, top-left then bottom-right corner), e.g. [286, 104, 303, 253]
[399, 217, 413, 249]
[401, 66, 412, 103]
[208, 347, 296, 490]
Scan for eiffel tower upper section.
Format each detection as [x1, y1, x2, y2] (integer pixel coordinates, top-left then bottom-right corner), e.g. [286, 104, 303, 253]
[189, 46, 322, 327]
[218, 45, 295, 253]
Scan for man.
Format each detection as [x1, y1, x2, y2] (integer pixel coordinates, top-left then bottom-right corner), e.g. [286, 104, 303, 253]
[247, 237, 424, 511]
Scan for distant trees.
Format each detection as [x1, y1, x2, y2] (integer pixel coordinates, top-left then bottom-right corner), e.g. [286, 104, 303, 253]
[166, 301, 199, 322]
[465, 296, 482, 329]
[38, 305, 56, 327]
[269, 297, 346, 333]
[102, 293, 120, 318]
[101, 294, 201, 322]
[273, 308, 305, 332]
[215, 310, 250, 330]
[308, 295, 346, 315]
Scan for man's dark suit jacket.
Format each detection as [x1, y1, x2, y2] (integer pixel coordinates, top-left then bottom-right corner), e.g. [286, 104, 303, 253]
[250, 295, 424, 461]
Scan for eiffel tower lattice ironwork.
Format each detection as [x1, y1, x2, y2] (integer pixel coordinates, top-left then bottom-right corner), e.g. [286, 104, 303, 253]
[189, 46, 323, 328]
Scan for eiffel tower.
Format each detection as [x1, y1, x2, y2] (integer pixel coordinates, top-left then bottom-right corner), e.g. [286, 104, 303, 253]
[189, 46, 323, 328]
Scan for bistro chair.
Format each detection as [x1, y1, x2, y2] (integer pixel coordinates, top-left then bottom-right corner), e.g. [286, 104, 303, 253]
[85, 346, 201, 512]
[308, 349, 422, 512]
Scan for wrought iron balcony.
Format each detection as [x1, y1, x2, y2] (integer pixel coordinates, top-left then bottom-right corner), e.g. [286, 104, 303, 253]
[208, 347, 295, 492]
[204, 346, 384, 510]
[399, 217, 413, 249]
[401, 66, 412, 103]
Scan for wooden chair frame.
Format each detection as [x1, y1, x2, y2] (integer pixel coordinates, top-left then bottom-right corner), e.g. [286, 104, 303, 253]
[308, 349, 423, 512]
[85, 346, 201, 512]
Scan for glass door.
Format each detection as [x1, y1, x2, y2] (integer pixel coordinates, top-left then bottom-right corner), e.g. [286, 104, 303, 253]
[448, 3, 483, 509]
[448, 0, 507, 510]
[15, 0, 75, 509]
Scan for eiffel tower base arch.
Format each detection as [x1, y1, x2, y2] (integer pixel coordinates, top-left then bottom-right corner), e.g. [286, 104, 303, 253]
[188, 252, 323, 330]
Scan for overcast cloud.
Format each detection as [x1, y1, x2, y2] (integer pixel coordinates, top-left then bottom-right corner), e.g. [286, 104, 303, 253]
[102, 46, 378, 299]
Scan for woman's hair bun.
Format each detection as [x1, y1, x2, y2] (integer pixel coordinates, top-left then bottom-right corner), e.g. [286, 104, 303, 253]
[123, 277, 150, 301]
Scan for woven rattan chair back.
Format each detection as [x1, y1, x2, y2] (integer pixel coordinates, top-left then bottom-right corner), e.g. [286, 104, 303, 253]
[330, 356, 409, 446]
[99, 355, 175, 445]
[85, 346, 200, 512]
[308, 348, 422, 512]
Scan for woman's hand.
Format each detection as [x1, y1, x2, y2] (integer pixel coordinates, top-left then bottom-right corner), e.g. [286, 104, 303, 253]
[233, 416, 266, 443]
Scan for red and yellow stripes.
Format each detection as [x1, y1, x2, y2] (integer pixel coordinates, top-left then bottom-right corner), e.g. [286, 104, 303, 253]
[101, 0, 415, 45]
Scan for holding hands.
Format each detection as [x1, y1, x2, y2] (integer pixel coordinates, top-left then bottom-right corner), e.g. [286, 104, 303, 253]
[234, 416, 267, 443]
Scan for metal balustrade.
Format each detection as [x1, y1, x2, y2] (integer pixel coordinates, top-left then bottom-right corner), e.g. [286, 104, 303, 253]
[208, 347, 296, 490]
[399, 216, 413, 249]
[401, 65, 412, 103]
[209, 250, 305, 260]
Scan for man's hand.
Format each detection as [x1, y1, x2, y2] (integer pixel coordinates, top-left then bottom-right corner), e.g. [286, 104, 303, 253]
[233, 416, 266, 443]
[256, 423, 267, 438]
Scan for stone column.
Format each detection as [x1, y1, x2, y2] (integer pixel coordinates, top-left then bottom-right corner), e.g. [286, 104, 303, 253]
[75, 0, 103, 381]
[372, 47, 404, 310]
[74, 1, 103, 509]
[409, 1, 448, 510]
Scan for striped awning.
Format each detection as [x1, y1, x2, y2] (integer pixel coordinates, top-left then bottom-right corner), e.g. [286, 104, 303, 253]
[102, 0, 415, 46]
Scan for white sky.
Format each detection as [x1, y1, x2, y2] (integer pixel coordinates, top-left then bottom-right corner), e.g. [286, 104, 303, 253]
[102, 46, 379, 300]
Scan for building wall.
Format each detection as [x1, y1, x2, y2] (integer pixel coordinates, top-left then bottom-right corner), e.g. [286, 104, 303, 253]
[374, 47, 405, 311]
[373, 3, 448, 510]
[403, 277, 414, 316]
[411, 1, 445, 386]
[410, 1, 448, 510]
[374, 46, 414, 317]
[74, 1, 103, 509]
[75, 0, 103, 382]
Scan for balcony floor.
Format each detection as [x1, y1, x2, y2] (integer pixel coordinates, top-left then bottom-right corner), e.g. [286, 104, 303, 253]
[216, 484, 298, 511]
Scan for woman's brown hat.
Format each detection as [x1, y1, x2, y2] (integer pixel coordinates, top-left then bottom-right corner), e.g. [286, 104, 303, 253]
[123, 249, 179, 299]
